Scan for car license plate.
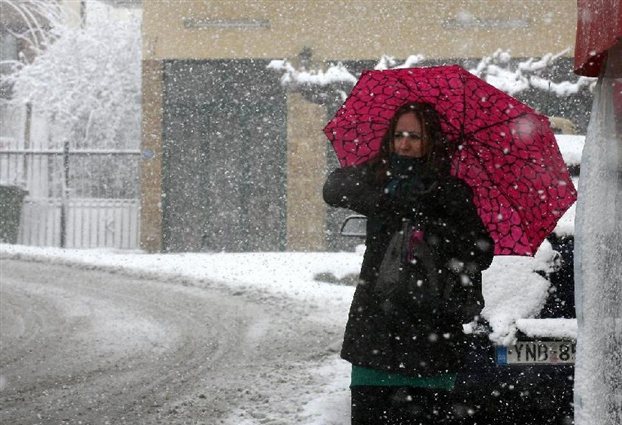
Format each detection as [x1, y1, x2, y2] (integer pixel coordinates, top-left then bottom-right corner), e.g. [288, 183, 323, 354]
[496, 341, 576, 365]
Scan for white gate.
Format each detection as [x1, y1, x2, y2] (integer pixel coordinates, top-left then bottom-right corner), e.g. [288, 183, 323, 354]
[1, 144, 141, 249]
[19, 197, 139, 249]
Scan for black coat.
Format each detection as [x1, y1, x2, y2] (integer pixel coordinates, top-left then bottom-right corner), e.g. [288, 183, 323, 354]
[323, 162, 494, 377]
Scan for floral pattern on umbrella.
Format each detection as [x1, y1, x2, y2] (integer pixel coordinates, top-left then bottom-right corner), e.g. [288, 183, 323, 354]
[324, 65, 577, 256]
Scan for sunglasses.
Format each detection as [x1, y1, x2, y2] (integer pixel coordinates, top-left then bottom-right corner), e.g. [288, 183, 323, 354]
[393, 131, 425, 141]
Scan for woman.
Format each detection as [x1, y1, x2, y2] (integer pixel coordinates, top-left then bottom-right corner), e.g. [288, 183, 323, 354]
[323, 102, 494, 424]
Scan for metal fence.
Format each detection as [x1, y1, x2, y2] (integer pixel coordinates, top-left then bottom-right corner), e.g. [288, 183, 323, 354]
[0, 145, 141, 249]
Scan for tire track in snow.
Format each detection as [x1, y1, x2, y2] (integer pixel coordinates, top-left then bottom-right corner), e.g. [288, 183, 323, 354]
[0, 259, 343, 424]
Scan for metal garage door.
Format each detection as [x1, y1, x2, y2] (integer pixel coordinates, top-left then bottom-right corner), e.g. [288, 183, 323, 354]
[162, 59, 287, 252]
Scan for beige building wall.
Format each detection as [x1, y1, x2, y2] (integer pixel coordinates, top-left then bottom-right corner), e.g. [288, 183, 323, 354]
[143, 0, 576, 61]
[140, 60, 164, 252]
[286, 93, 327, 250]
[141, 0, 578, 252]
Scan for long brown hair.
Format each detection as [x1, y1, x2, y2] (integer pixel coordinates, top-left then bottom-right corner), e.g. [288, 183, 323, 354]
[372, 102, 454, 182]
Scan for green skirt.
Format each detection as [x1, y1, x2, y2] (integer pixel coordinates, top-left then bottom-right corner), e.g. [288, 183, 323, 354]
[351, 365, 456, 390]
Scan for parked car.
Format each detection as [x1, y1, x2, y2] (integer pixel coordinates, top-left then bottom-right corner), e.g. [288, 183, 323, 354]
[338, 134, 583, 425]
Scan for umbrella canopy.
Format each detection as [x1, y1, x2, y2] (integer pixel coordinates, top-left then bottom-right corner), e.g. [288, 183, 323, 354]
[574, 0, 622, 77]
[323, 65, 577, 256]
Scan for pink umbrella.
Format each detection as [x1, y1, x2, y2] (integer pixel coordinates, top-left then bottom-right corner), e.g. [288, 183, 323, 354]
[324, 65, 577, 256]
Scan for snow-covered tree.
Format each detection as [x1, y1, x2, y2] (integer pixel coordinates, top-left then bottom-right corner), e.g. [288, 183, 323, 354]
[269, 49, 595, 131]
[0, 0, 141, 197]
[469, 49, 594, 97]
[1, 0, 141, 151]
[270, 49, 594, 99]
[0, 0, 64, 59]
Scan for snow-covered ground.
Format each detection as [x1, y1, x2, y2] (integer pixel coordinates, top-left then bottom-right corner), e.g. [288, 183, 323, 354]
[1, 239, 578, 423]
[0, 241, 575, 346]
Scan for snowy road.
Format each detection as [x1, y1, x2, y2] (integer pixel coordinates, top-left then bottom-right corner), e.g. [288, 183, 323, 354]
[0, 259, 348, 424]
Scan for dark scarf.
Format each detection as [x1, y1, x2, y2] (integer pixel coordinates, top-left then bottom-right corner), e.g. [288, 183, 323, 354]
[388, 154, 438, 192]
[389, 154, 429, 177]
